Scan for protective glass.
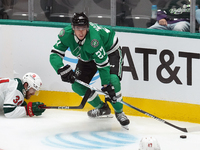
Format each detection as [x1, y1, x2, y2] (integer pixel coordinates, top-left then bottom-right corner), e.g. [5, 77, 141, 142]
[29, 88, 40, 96]
[73, 26, 88, 31]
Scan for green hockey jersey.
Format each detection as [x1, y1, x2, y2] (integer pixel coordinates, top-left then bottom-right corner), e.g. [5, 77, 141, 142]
[50, 22, 117, 85]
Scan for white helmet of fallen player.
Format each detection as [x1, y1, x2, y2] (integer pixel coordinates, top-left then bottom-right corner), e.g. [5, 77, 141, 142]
[22, 72, 42, 91]
[139, 136, 161, 150]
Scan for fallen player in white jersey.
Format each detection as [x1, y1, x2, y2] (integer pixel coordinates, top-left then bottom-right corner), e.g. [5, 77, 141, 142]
[0, 72, 46, 118]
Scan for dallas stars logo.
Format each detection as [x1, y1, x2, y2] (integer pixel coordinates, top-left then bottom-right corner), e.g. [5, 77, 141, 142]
[91, 39, 99, 48]
[59, 29, 65, 37]
[75, 68, 81, 77]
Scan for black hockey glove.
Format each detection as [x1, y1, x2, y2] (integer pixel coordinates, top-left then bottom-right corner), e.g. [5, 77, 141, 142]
[57, 65, 75, 83]
[102, 84, 117, 104]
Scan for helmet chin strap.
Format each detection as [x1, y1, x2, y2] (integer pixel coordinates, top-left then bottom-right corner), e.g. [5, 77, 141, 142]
[26, 87, 30, 92]
[24, 83, 30, 92]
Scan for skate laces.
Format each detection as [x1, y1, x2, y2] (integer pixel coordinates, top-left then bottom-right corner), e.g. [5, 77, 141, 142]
[116, 112, 127, 121]
[91, 109, 100, 116]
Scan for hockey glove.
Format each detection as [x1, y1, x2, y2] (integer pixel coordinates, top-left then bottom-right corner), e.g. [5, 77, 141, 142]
[102, 84, 117, 104]
[26, 102, 46, 117]
[57, 65, 75, 83]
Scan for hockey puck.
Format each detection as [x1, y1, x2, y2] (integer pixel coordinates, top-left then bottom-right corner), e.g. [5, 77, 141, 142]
[180, 135, 187, 139]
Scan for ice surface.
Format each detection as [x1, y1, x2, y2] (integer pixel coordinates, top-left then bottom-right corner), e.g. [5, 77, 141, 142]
[0, 110, 200, 150]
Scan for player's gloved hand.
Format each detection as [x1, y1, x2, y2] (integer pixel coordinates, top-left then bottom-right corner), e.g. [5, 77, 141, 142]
[26, 102, 46, 117]
[102, 84, 117, 104]
[57, 65, 75, 83]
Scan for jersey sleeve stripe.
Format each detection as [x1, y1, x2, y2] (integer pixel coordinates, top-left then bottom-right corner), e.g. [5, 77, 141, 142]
[95, 56, 109, 68]
[51, 49, 65, 58]
[107, 37, 119, 55]
[3, 104, 17, 113]
[96, 62, 110, 68]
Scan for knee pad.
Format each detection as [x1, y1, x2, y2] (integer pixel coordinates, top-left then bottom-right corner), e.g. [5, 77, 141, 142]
[110, 74, 121, 92]
[110, 74, 122, 101]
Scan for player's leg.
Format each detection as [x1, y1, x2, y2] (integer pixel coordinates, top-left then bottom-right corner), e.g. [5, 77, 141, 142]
[172, 21, 190, 32]
[71, 60, 111, 117]
[108, 47, 130, 126]
[148, 21, 171, 30]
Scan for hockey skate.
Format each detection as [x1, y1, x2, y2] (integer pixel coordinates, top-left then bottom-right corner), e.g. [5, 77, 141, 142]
[87, 103, 113, 118]
[115, 112, 130, 130]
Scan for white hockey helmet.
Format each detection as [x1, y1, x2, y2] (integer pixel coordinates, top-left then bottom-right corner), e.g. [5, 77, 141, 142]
[139, 136, 161, 150]
[22, 72, 42, 91]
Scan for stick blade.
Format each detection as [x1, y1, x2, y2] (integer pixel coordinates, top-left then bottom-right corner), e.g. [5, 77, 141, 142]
[67, 88, 92, 109]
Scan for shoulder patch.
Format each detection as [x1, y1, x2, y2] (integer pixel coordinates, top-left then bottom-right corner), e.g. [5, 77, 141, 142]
[91, 39, 99, 48]
[59, 29, 65, 37]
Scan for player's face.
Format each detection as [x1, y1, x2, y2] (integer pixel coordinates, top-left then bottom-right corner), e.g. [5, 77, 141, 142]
[25, 88, 36, 99]
[73, 26, 88, 40]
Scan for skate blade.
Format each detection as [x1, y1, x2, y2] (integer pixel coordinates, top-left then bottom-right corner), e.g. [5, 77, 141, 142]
[89, 114, 113, 119]
[121, 125, 129, 130]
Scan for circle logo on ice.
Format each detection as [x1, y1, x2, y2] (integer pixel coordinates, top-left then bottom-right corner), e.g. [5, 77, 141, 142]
[43, 131, 137, 149]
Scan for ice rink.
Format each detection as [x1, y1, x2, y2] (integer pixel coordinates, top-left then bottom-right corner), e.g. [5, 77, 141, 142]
[0, 109, 200, 150]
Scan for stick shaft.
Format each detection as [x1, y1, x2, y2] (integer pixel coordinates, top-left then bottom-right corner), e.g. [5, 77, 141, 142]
[75, 79, 190, 133]
[120, 101, 188, 132]
[39, 88, 91, 109]
[75, 79, 105, 95]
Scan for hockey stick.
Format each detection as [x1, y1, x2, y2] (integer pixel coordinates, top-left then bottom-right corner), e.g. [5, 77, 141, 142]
[75, 79, 200, 133]
[120, 101, 190, 132]
[39, 88, 91, 109]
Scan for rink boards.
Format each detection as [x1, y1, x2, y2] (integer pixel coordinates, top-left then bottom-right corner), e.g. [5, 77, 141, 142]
[30, 90, 200, 124]
[0, 20, 200, 123]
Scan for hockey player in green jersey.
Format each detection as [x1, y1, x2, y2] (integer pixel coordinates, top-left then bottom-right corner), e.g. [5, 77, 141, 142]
[0, 72, 46, 118]
[50, 12, 130, 128]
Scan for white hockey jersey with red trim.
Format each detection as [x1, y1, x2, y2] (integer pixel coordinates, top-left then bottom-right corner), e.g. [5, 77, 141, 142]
[0, 78, 27, 118]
